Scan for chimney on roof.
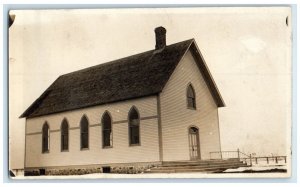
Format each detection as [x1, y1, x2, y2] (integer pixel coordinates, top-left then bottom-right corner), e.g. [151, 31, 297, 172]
[155, 26, 167, 50]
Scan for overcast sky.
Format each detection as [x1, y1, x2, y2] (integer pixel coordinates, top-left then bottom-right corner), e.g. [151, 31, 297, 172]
[9, 7, 291, 169]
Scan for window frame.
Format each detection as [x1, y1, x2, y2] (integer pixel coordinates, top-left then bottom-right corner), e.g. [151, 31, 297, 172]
[187, 83, 197, 110]
[80, 115, 89, 150]
[61, 118, 69, 152]
[102, 111, 113, 148]
[42, 122, 50, 154]
[128, 106, 141, 146]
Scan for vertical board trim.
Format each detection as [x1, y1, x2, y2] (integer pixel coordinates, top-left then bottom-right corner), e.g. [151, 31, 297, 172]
[217, 109, 222, 153]
[157, 94, 163, 161]
[24, 119, 27, 168]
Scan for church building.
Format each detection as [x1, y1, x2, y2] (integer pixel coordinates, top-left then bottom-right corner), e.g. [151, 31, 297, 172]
[21, 27, 225, 175]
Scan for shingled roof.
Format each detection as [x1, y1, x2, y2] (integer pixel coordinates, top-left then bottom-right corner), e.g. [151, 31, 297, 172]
[21, 37, 225, 118]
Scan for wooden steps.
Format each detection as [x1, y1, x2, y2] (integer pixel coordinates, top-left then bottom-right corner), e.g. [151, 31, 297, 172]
[145, 159, 248, 173]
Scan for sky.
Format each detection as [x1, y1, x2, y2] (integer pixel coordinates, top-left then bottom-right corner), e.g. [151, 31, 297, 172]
[9, 7, 291, 169]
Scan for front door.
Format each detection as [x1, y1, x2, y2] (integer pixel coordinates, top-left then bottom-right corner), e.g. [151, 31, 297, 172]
[189, 127, 200, 160]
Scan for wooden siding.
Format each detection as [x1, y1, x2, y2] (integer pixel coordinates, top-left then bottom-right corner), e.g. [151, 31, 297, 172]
[25, 96, 159, 168]
[160, 50, 222, 161]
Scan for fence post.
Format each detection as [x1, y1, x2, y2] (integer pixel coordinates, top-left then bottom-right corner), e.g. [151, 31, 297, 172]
[237, 148, 240, 161]
[275, 157, 278, 164]
[249, 154, 252, 166]
[267, 157, 269, 164]
[210, 152, 211, 160]
[255, 157, 258, 164]
[284, 156, 286, 163]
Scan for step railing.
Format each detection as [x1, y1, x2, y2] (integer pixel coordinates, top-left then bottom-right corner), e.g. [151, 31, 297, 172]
[209, 149, 245, 159]
[209, 149, 252, 165]
[209, 149, 287, 166]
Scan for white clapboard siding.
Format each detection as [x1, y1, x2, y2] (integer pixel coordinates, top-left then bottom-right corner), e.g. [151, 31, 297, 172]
[160, 50, 221, 161]
[25, 96, 160, 168]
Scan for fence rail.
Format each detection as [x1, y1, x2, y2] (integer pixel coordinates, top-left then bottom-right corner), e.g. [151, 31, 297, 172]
[209, 149, 287, 166]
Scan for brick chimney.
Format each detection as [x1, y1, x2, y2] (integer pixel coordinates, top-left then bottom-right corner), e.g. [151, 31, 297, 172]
[155, 26, 167, 50]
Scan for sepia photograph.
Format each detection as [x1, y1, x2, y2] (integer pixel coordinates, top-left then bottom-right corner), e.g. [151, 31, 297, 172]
[8, 7, 292, 179]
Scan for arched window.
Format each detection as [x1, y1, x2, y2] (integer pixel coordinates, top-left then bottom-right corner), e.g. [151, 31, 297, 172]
[102, 112, 112, 148]
[129, 107, 140, 145]
[187, 84, 196, 109]
[42, 122, 50, 153]
[80, 115, 89, 149]
[61, 119, 69, 151]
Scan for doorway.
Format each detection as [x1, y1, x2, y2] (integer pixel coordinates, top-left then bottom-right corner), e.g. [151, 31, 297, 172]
[189, 126, 200, 160]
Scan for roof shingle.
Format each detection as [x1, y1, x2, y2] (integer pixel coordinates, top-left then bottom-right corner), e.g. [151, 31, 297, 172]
[22, 39, 210, 118]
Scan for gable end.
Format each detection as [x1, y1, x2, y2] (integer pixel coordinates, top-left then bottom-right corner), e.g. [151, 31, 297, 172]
[188, 42, 225, 107]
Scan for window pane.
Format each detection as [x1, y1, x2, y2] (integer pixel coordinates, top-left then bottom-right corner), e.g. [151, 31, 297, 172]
[130, 119, 139, 126]
[102, 112, 112, 147]
[187, 85, 196, 109]
[44, 137, 49, 152]
[62, 120, 68, 132]
[81, 116, 88, 132]
[187, 86, 195, 97]
[62, 134, 68, 150]
[188, 97, 196, 108]
[129, 109, 138, 120]
[130, 126, 140, 144]
[64, 135, 68, 149]
[82, 124, 88, 132]
[80, 116, 89, 149]
[103, 113, 111, 129]
[188, 98, 192, 107]
[81, 133, 88, 148]
[129, 107, 140, 145]
[42, 123, 49, 152]
[61, 120, 69, 151]
[43, 137, 47, 152]
[103, 130, 111, 147]
[130, 127, 134, 144]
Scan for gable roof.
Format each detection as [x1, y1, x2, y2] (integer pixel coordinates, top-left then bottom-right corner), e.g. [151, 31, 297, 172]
[21, 39, 225, 118]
